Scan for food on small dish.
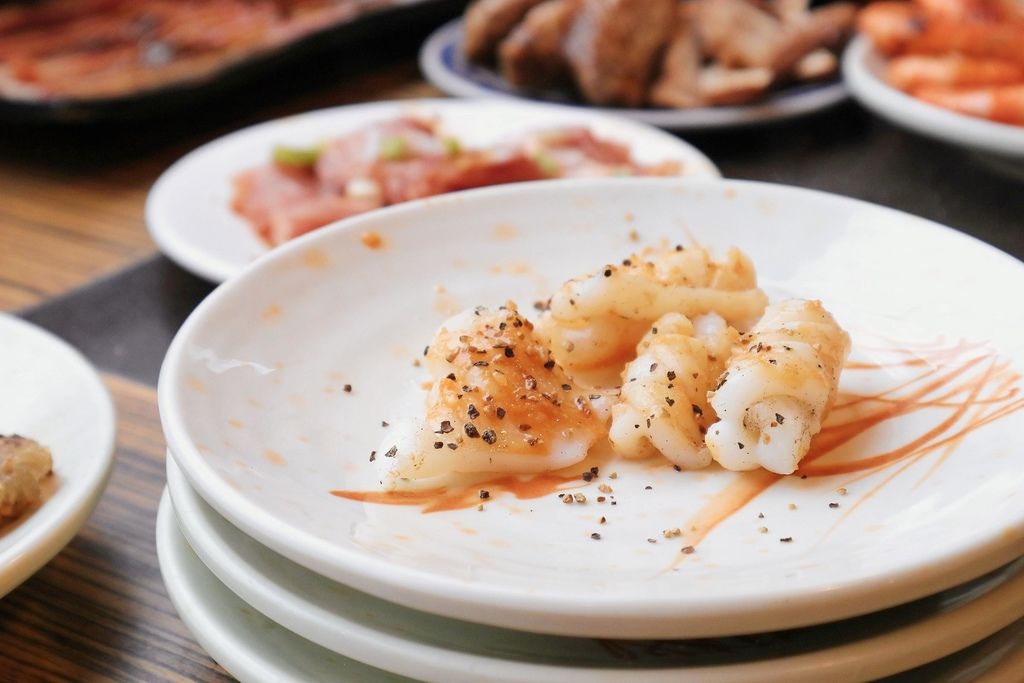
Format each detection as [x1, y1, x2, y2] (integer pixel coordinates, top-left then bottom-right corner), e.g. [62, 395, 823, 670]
[608, 313, 736, 468]
[230, 117, 682, 245]
[857, 0, 1024, 125]
[705, 299, 851, 475]
[0, 0, 386, 102]
[537, 245, 767, 385]
[378, 303, 608, 490]
[0, 435, 53, 520]
[462, 0, 856, 108]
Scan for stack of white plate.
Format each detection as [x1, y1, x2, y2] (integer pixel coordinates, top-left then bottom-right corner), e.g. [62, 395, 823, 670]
[157, 178, 1024, 682]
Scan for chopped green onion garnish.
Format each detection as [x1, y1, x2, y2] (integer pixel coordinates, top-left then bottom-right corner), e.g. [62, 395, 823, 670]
[442, 137, 462, 157]
[533, 152, 559, 177]
[272, 144, 322, 167]
[379, 136, 409, 161]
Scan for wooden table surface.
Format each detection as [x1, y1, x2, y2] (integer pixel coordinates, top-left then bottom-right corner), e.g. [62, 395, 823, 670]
[3, 27, 1024, 682]
[0, 52, 436, 682]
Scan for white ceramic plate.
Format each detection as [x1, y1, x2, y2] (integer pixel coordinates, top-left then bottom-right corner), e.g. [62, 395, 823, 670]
[159, 178, 1024, 638]
[167, 453, 1024, 683]
[420, 20, 848, 130]
[146, 98, 720, 283]
[159, 489, 1024, 683]
[156, 491, 410, 682]
[0, 314, 116, 598]
[843, 35, 1024, 175]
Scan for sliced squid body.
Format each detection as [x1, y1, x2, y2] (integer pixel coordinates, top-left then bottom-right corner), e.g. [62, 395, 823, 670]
[706, 299, 850, 475]
[609, 313, 737, 469]
[379, 304, 608, 490]
[537, 245, 767, 385]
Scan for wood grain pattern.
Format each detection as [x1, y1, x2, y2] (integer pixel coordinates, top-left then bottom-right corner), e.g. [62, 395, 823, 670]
[0, 375, 231, 682]
[0, 62, 439, 313]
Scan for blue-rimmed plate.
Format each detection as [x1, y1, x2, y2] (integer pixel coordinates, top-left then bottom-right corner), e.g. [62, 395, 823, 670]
[420, 19, 848, 130]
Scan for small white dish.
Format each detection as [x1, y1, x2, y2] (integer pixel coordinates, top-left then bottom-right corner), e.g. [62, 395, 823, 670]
[420, 19, 848, 130]
[167, 453, 1024, 683]
[0, 314, 116, 598]
[146, 98, 720, 283]
[159, 178, 1024, 638]
[843, 35, 1024, 173]
[156, 491, 409, 683]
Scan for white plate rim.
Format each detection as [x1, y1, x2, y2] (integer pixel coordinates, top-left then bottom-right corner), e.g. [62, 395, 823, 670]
[158, 176, 1024, 637]
[166, 452, 1024, 683]
[0, 314, 117, 598]
[419, 19, 849, 130]
[145, 97, 720, 283]
[155, 490, 408, 683]
[843, 35, 1024, 158]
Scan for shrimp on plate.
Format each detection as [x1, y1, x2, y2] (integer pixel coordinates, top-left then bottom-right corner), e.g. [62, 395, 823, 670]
[705, 299, 850, 475]
[609, 312, 737, 469]
[379, 303, 608, 490]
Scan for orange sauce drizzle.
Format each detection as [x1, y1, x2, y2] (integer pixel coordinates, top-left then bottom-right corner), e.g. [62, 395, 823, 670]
[667, 340, 1024, 563]
[334, 340, 1024, 560]
[333, 463, 592, 513]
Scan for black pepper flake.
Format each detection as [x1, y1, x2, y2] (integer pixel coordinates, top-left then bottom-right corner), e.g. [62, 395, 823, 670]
[775, 413, 785, 424]
[644, 485, 653, 491]
[665, 397, 675, 407]
[446, 372, 457, 381]
[829, 502, 840, 509]
[590, 466, 599, 475]
[597, 496, 606, 502]
[680, 545, 695, 554]
[675, 244, 684, 251]
[504, 347, 515, 358]
[496, 407, 506, 419]
[673, 465, 682, 472]
[437, 420, 454, 434]
[543, 359, 555, 370]
[768, 359, 777, 365]
[691, 404, 703, 416]
[381, 420, 389, 427]
[343, 384, 353, 393]
[737, 442, 745, 450]
[590, 394, 601, 400]
[780, 537, 793, 543]
[479, 490, 490, 499]
[519, 424, 532, 432]
[533, 300, 549, 311]
[603, 269, 612, 277]
[649, 362, 658, 372]
[667, 371, 676, 381]
[652, 327, 658, 334]
[473, 360, 489, 367]
[591, 532, 602, 540]
[423, 346, 430, 356]
[622, 259, 632, 266]
[482, 429, 497, 445]
[464, 423, 480, 438]
[384, 445, 398, 458]
[758, 512, 765, 519]
[468, 404, 480, 420]
[447, 442, 458, 450]
[433, 441, 443, 449]
[716, 373, 729, 390]
[369, 450, 377, 462]
[582, 471, 593, 482]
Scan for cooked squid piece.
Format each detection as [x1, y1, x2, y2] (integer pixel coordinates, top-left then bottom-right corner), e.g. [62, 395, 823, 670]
[379, 303, 607, 489]
[1, 435, 53, 519]
[706, 299, 850, 475]
[609, 313, 737, 469]
[537, 245, 767, 386]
